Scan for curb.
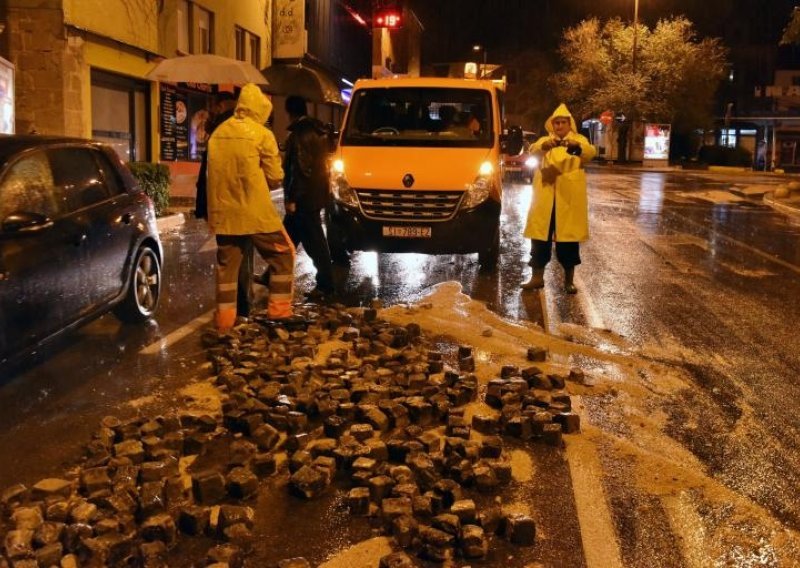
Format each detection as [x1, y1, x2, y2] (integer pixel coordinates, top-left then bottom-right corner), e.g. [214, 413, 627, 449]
[763, 193, 800, 218]
[156, 212, 187, 233]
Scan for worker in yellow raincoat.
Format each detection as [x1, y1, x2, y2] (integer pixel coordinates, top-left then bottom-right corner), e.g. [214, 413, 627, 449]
[207, 83, 295, 331]
[521, 103, 596, 294]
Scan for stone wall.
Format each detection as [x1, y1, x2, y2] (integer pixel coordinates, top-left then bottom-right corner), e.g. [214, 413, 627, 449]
[5, 2, 84, 137]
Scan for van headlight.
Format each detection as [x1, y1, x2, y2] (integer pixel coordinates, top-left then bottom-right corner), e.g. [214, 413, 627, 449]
[462, 160, 494, 209]
[330, 160, 359, 208]
[524, 156, 539, 169]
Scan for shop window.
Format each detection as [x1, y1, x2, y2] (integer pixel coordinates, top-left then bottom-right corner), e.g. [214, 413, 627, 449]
[235, 27, 246, 61]
[91, 71, 150, 162]
[249, 34, 260, 67]
[720, 129, 737, 148]
[193, 4, 214, 54]
[235, 26, 260, 68]
[177, 0, 190, 53]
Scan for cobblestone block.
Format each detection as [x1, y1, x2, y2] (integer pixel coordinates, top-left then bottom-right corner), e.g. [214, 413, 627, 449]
[31, 478, 72, 501]
[226, 468, 259, 499]
[178, 506, 210, 536]
[140, 513, 177, 545]
[192, 471, 226, 505]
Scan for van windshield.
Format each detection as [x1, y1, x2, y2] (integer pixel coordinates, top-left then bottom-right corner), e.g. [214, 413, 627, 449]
[342, 87, 493, 148]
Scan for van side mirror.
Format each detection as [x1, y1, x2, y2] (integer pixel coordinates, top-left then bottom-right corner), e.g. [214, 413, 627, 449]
[501, 125, 524, 156]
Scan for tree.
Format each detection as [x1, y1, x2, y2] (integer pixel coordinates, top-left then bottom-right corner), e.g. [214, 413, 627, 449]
[781, 6, 800, 45]
[553, 16, 728, 155]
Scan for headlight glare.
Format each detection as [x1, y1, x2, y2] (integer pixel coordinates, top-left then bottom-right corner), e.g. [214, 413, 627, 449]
[331, 173, 358, 208]
[478, 160, 493, 176]
[462, 176, 491, 209]
[524, 156, 539, 169]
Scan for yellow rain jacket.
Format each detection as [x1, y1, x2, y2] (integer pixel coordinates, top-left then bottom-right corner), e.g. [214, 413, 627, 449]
[524, 104, 596, 242]
[207, 83, 284, 235]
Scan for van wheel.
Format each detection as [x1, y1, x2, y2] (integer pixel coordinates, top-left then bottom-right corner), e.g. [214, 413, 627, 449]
[114, 245, 161, 323]
[478, 226, 500, 272]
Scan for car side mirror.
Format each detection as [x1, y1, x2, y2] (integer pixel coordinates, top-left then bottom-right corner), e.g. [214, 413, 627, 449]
[1, 212, 54, 234]
[501, 125, 524, 156]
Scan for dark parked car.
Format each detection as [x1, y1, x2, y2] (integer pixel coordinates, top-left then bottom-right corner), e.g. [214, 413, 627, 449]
[0, 136, 162, 368]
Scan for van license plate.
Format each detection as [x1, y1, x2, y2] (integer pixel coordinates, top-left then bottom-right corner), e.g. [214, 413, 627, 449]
[382, 226, 432, 238]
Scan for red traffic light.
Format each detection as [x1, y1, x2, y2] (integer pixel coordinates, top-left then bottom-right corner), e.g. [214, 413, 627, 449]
[374, 10, 402, 28]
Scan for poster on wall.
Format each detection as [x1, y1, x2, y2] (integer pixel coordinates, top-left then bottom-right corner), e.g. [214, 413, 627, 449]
[274, 0, 306, 59]
[0, 57, 15, 135]
[187, 93, 211, 161]
[159, 84, 190, 161]
[644, 123, 671, 161]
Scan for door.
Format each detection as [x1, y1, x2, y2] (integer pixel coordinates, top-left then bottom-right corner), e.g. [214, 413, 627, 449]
[47, 146, 137, 309]
[0, 150, 88, 359]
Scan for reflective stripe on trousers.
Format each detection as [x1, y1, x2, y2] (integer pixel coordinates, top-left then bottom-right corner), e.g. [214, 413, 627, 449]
[215, 231, 296, 330]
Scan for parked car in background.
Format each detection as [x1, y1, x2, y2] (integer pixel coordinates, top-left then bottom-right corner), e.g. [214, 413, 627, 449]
[502, 130, 538, 183]
[0, 136, 163, 368]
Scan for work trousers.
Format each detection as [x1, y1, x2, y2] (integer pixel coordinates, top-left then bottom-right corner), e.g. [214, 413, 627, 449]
[530, 202, 581, 269]
[236, 240, 254, 317]
[215, 231, 295, 330]
[284, 208, 334, 293]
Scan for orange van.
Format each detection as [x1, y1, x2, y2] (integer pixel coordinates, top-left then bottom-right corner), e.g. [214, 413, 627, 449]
[327, 77, 521, 270]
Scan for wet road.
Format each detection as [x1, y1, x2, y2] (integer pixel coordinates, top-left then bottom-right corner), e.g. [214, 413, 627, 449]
[1, 167, 799, 566]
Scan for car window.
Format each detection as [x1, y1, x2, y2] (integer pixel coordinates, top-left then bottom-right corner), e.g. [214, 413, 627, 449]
[94, 150, 125, 196]
[0, 151, 60, 220]
[48, 147, 111, 210]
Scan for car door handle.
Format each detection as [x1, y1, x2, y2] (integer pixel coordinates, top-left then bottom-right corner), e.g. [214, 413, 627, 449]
[73, 233, 87, 246]
[121, 212, 134, 224]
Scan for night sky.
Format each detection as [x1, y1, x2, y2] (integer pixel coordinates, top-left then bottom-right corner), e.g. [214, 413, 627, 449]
[406, 0, 799, 64]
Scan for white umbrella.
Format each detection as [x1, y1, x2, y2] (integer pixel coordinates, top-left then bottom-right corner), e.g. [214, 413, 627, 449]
[146, 54, 268, 86]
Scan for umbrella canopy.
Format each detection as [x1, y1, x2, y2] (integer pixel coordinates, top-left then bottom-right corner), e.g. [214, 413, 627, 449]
[146, 54, 268, 86]
[262, 63, 343, 105]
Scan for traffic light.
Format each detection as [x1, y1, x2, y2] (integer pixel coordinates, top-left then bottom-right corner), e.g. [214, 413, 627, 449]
[373, 2, 402, 29]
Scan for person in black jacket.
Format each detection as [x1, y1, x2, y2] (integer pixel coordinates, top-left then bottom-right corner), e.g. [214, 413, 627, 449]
[195, 90, 254, 319]
[280, 95, 335, 299]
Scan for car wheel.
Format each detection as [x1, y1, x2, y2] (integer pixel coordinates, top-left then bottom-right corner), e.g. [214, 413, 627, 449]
[478, 224, 500, 272]
[114, 245, 161, 323]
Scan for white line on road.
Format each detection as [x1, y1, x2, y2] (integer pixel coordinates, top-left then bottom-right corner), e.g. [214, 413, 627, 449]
[139, 310, 214, 355]
[540, 282, 622, 566]
[199, 237, 216, 253]
[566, 399, 625, 568]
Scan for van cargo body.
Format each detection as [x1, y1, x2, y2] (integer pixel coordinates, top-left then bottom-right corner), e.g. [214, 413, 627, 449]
[328, 77, 506, 269]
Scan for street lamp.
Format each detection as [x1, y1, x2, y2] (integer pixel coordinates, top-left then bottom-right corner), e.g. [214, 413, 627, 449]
[472, 44, 487, 78]
[632, 0, 639, 72]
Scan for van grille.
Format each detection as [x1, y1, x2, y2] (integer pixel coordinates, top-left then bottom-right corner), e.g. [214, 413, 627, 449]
[354, 189, 464, 222]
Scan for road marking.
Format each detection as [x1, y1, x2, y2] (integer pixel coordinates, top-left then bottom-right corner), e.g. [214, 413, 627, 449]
[139, 310, 214, 355]
[573, 272, 606, 329]
[199, 237, 216, 253]
[538, 288, 551, 335]
[566, 398, 625, 568]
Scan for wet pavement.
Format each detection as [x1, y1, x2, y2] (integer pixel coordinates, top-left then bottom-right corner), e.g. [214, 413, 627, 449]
[1, 167, 800, 566]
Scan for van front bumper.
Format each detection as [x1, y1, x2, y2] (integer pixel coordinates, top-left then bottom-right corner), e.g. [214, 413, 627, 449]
[328, 198, 500, 255]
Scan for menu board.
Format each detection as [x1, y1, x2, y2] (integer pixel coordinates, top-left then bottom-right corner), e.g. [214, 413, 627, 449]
[159, 83, 189, 161]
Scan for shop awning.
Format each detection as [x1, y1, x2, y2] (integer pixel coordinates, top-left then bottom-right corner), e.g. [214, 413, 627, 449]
[262, 63, 343, 105]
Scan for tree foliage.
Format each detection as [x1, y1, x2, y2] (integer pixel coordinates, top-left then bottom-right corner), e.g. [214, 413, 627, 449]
[553, 16, 728, 132]
[781, 6, 800, 45]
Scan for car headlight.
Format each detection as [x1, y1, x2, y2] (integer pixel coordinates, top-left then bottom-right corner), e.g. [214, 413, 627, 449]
[330, 160, 358, 208]
[524, 156, 539, 169]
[462, 160, 494, 209]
